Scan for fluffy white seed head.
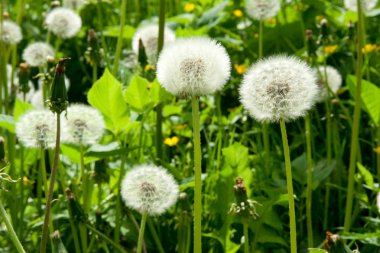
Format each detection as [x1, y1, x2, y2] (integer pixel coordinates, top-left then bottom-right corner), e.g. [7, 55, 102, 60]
[132, 24, 176, 66]
[344, 0, 378, 12]
[239, 55, 318, 122]
[316, 66, 342, 102]
[16, 109, 58, 149]
[45, 7, 82, 39]
[245, 0, 281, 21]
[22, 42, 55, 67]
[63, 104, 105, 146]
[0, 20, 22, 45]
[156, 37, 231, 98]
[121, 164, 179, 216]
[30, 90, 44, 109]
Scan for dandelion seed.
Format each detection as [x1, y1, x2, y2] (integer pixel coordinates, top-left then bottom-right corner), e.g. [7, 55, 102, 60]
[132, 24, 175, 66]
[45, 7, 82, 39]
[156, 37, 231, 98]
[344, 0, 378, 12]
[239, 55, 318, 122]
[245, 0, 281, 21]
[316, 65, 342, 101]
[0, 20, 22, 45]
[121, 164, 179, 215]
[22, 42, 55, 67]
[63, 104, 105, 146]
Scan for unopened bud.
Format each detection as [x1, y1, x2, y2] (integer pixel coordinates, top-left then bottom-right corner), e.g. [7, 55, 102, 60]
[306, 29, 317, 56]
[138, 39, 148, 68]
[48, 58, 69, 114]
[19, 63, 30, 94]
[3, 12, 10, 20]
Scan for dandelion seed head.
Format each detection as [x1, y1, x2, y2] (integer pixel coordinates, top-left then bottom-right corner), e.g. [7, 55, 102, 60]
[45, 7, 82, 39]
[121, 164, 179, 215]
[156, 37, 231, 98]
[30, 90, 44, 109]
[239, 55, 318, 122]
[64, 104, 105, 146]
[0, 20, 22, 45]
[132, 24, 175, 66]
[344, 0, 378, 12]
[316, 66, 342, 102]
[22, 42, 55, 67]
[245, 0, 281, 21]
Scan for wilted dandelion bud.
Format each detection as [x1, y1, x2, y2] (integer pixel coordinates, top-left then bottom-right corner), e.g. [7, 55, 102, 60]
[317, 19, 329, 45]
[323, 231, 352, 252]
[85, 29, 104, 67]
[245, 0, 281, 21]
[22, 42, 55, 67]
[239, 55, 318, 122]
[306, 29, 317, 57]
[229, 177, 260, 219]
[0, 20, 22, 45]
[48, 58, 69, 114]
[344, 0, 378, 12]
[18, 63, 30, 94]
[64, 104, 105, 146]
[316, 65, 342, 101]
[121, 164, 179, 215]
[45, 7, 82, 39]
[16, 109, 58, 149]
[156, 37, 231, 98]
[132, 24, 176, 66]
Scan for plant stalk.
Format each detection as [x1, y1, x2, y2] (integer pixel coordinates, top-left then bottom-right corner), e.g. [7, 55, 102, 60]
[305, 114, 313, 247]
[0, 202, 26, 253]
[243, 221, 249, 253]
[137, 212, 148, 253]
[113, 0, 128, 75]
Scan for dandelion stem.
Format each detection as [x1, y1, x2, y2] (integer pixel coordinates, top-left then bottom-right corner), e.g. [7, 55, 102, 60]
[85, 223, 128, 253]
[305, 114, 313, 247]
[79, 144, 88, 253]
[147, 218, 165, 253]
[243, 221, 249, 253]
[192, 96, 202, 253]
[279, 118, 297, 253]
[113, 0, 128, 75]
[0, 202, 26, 253]
[137, 212, 148, 253]
[40, 113, 61, 253]
[115, 140, 127, 243]
[344, 0, 363, 233]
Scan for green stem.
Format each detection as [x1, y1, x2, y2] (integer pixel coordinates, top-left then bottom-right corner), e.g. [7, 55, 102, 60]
[115, 141, 127, 243]
[40, 113, 61, 253]
[92, 64, 98, 84]
[243, 221, 249, 253]
[85, 223, 128, 253]
[279, 118, 297, 253]
[191, 96, 202, 253]
[147, 218, 165, 253]
[79, 145, 88, 253]
[305, 114, 313, 247]
[113, 0, 128, 75]
[344, 0, 363, 233]
[137, 212, 148, 253]
[0, 202, 26, 253]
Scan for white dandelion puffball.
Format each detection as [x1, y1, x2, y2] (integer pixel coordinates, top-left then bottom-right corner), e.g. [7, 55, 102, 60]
[16, 109, 57, 149]
[316, 65, 342, 101]
[132, 24, 176, 65]
[239, 55, 318, 122]
[22, 42, 55, 67]
[344, 0, 378, 12]
[121, 164, 179, 215]
[45, 7, 82, 39]
[156, 37, 231, 98]
[30, 90, 44, 109]
[64, 104, 105, 146]
[245, 0, 281, 21]
[0, 20, 22, 45]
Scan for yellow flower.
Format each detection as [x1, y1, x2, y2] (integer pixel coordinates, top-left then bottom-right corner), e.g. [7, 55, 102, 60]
[164, 136, 180, 147]
[144, 64, 155, 72]
[374, 146, 380, 154]
[234, 64, 247, 75]
[174, 124, 187, 131]
[323, 45, 338, 54]
[265, 17, 277, 26]
[184, 3, 195, 12]
[362, 44, 378, 54]
[23, 176, 30, 186]
[233, 9, 243, 18]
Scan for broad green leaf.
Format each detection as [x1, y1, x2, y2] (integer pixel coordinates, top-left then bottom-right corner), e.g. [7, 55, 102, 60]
[87, 68, 130, 135]
[14, 98, 33, 121]
[347, 75, 380, 126]
[357, 162, 374, 187]
[255, 226, 288, 247]
[0, 114, 15, 133]
[222, 143, 248, 169]
[60, 144, 99, 164]
[123, 75, 154, 112]
[103, 25, 135, 39]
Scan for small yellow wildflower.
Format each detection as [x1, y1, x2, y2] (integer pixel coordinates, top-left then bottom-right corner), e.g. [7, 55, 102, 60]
[23, 176, 30, 186]
[164, 136, 180, 147]
[234, 64, 247, 75]
[374, 146, 380, 154]
[265, 17, 277, 26]
[233, 9, 243, 18]
[174, 124, 187, 131]
[362, 44, 378, 54]
[144, 64, 155, 72]
[184, 3, 195, 13]
[323, 45, 338, 54]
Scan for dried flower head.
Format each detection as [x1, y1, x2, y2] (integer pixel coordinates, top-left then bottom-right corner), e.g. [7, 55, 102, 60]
[245, 0, 281, 21]
[22, 42, 55, 67]
[16, 109, 58, 149]
[7, 64, 35, 102]
[63, 104, 105, 146]
[132, 24, 176, 66]
[344, 0, 378, 12]
[45, 7, 82, 39]
[316, 65, 342, 101]
[0, 20, 22, 45]
[121, 164, 179, 215]
[156, 37, 231, 98]
[239, 55, 318, 122]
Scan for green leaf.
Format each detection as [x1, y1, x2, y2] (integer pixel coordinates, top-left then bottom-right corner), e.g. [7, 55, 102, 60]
[357, 162, 374, 187]
[0, 114, 15, 133]
[87, 68, 130, 135]
[60, 144, 99, 164]
[14, 98, 33, 121]
[123, 75, 154, 112]
[103, 25, 135, 39]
